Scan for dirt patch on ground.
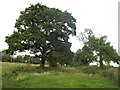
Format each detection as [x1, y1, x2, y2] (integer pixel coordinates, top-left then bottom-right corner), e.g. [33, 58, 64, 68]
[16, 74, 27, 81]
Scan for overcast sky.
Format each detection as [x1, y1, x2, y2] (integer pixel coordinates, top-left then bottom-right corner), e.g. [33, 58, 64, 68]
[0, 0, 119, 53]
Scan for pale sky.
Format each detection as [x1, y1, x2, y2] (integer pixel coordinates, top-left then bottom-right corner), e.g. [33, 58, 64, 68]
[0, 0, 119, 53]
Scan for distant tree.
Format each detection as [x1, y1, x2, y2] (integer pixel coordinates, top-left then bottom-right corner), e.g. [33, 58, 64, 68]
[1, 49, 12, 62]
[73, 46, 96, 66]
[48, 50, 62, 67]
[15, 55, 24, 63]
[55, 42, 74, 66]
[1, 49, 7, 55]
[33, 57, 40, 64]
[77, 29, 120, 68]
[23, 55, 40, 64]
[87, 35, 120, 67]
[60, 50, 74, 66]
[2, 54, 12, 62]
[5, 3, 76, 72]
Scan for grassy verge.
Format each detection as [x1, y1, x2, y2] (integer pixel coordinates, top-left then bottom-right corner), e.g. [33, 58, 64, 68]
[2, 62, 119, 88]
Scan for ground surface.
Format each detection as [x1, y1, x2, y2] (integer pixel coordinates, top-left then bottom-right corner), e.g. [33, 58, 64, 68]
[1, 62, 119, 88]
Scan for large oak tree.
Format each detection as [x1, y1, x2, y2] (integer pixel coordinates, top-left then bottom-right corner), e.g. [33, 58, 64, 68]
[5, 3, 76, 72]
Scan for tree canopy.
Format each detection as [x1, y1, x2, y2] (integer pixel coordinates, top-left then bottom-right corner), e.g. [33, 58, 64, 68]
[74, 29, 120, 67]
[5, 3, 76, 72]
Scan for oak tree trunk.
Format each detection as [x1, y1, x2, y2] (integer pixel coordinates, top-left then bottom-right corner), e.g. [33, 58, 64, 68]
[40, 54, 45, 73]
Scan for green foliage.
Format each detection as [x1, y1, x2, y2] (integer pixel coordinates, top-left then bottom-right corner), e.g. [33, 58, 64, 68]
[5, 3, 76, 70]
[75, 29, 120, 67]
[14, 55, 23, 63]
[51, 42, 74, 66]
[2, 54, 12, 62]
[48, 50, 62, 67]
[48, 42, 74, 67]
[73, 47, 97, 66]
[23, 55, 40, 64]
[77, 66, 101, 74]
[2, 50, 40, 64]
[2, 50, 12, 62]
[87, 35, 120, 67]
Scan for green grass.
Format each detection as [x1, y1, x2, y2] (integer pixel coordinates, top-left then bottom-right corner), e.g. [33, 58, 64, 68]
[2, 62, 119, 88]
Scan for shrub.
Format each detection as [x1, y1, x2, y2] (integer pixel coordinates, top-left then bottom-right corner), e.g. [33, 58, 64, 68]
[14, 56, 24, 63]
[2, 54, 12, 62]
[78, 66, 101, 74]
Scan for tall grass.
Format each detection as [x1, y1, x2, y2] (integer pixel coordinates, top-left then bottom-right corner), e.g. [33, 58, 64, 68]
[75, 66, 119, 86]
[99, 68, 119, 84]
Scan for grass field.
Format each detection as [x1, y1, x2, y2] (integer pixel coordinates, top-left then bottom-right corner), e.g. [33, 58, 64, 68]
[1, 62, 119, 88]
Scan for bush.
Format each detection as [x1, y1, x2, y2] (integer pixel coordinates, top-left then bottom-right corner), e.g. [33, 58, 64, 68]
[2, 54, 12, 62]
[14, 56, 24, 63]
[77, 66, 101, 74]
